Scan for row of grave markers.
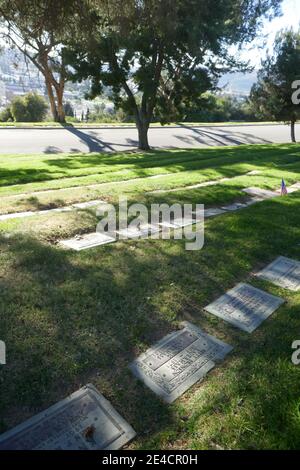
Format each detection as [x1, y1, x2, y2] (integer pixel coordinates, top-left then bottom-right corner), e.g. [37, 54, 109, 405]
[0, 186, 299, 450]
[59, 184, 298, 251]
[0, 169, 262, 223]
[0, 181, 297, 227]
[0, 199, 105, 222]
[0, 255, 298, 450]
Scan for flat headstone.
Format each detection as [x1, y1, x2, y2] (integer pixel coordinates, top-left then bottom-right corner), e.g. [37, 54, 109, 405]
[244, 197, 263, 207]
[159, 217, 195, 229]
[40, 207, 73, 215]
[60, 232, 115, 251]
[242, 187, 279, 200]
[173, 217, 196, 227]
[0, 200, 106, 222]
[0, 207, 74, 222]
[256, 256, 300, 291]
[117, 224, 160, 239]
[0, 211, 35, 221]
[205, 283, 284, 333]
[72, 200, 105, 209]
[286, 182, 300, 193]
[130, 322, 233, 403]
[0, 384, 136, 450]
[247, 170, 261, 176]
[221, 202, 248, 212]
[203, 208, 226, 218]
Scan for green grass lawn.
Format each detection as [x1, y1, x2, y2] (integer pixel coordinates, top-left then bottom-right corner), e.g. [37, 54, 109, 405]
[1, 143, 300, 215]
[0, 143, 300, 449]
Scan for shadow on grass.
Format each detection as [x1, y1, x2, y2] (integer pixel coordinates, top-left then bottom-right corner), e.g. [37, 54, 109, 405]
[24, 196, 67, 211]
[0, 232, 176, 435]
[1, 144, 300, 189]
[0, 193, 300, 448]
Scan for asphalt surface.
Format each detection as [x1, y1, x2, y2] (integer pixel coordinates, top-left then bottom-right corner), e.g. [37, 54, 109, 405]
[0, 123, 298, 154]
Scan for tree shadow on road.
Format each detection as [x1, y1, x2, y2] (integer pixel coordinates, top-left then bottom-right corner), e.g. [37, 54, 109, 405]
[59, 125, 137, 153]
[176, 123, 272, 147]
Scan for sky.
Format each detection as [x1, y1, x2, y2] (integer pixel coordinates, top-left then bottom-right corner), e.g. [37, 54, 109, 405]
[1, 0, 299, 97]
[219, 0, 300, 94]
[241, 0, 300, 67]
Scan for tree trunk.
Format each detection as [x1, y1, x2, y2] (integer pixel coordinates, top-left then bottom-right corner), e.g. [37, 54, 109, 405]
[137, 118, 150, 151]
[45, 79, 58, 122]
[55, 84, 66, 124]
[44, 70, 66, 123]
[291, 120, 296, 143]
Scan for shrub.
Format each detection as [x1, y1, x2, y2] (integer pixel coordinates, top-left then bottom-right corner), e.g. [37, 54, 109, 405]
[10, 93, 48, 122]
[0, 106, 13, 122]
[64, 101, 75, 117]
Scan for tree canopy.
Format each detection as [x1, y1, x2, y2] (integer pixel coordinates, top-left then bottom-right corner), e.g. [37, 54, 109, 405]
[250, 29, 300, 142]
[0, 0, 77, 122]
[65, 0, 282, 149]
[10, 92, 48, 122]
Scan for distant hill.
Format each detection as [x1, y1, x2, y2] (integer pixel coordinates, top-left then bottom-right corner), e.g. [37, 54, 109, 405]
[218, 71, 257, 97]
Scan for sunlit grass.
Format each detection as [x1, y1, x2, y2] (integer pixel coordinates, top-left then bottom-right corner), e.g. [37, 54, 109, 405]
[0, 143, 299, 449]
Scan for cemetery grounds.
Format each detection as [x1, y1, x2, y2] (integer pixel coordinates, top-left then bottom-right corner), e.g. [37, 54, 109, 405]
[0, 142, 300, 449]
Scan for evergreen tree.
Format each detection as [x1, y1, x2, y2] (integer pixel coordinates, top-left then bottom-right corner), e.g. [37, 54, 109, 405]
[0, 0, 77, 122]
[65, 0, 282, 149]
[250, 29, 300, 142]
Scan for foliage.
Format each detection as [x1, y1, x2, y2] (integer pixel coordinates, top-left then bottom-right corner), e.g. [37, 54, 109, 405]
[10, 93, 48, 122]
[0, 0, 78, 122]
[0, 105, 13, 122]
[64, 101, 75, 117]
[183, 94, 257, 122]
[65, 0, 282, 149]
[88, 104, 133, 123]
[250, 29, 300, 141]
[0, 145, 300, 450]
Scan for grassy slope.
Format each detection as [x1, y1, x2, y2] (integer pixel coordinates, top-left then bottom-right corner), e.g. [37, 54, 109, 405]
[0, 144, 300, 214]
[0, 144, 299, 450]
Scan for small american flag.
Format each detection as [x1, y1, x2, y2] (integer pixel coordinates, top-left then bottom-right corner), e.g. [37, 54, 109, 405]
[281, 178, 288, 196]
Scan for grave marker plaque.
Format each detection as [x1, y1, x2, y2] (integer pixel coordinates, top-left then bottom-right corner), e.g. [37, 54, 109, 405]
[173, 217, 196, 228]
[287, 182, 300, 193]
[130, 322, 233, 403]
[242, 187, 279, 200]
[40, 207, 73, 216]
[205, 283, 284, 333]
[256, 256, 300, 291]
[0, 200, 106, 222]
[60, 232, 115, 251]
[244, 197, 262, 207]
[117, 224, 160, 239]
[159, 217, 195, 229]
[221, 202, 247, 212]
[72, 200, 105, 209]
[0, 384, 136, 450]
[0, 211, 35, 221]
[203, 208, 226, 218]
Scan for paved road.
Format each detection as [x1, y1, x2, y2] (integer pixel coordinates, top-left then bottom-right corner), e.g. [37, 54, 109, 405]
[0, 123, 298, 154]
